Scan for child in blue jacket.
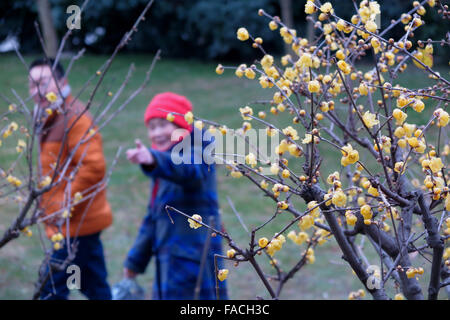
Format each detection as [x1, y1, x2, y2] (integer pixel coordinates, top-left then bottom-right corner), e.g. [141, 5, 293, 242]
[122, 92, 228, 300]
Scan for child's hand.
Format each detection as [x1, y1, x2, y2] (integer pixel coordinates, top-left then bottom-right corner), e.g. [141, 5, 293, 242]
[126, 139, 154, 165]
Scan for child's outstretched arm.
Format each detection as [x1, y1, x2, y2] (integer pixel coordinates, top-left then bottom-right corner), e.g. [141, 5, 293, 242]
[126, 139, 209, 186]
[126, 139, 154, 165]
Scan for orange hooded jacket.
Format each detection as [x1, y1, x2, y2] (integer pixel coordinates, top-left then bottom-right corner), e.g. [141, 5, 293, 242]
[39, 95, 112, 238]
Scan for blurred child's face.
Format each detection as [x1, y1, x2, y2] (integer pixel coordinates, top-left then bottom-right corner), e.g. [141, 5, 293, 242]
[147, 118, 179, 151]
[28, 65, 63, 108]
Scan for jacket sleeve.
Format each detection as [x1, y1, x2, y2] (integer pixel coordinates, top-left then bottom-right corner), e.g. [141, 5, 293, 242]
[140, 145, 210, 186]
[67, 114, 106, 210]
[124, 214, 154, 273]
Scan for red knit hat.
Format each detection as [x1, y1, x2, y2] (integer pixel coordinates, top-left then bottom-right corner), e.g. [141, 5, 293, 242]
[144, 92, 193, 132]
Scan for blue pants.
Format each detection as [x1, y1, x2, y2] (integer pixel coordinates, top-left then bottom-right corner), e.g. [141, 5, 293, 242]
[40, 232, 111, 300]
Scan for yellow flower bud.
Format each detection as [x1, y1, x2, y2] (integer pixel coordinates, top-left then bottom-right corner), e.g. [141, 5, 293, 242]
[184, 111, 194, 125]
[215, 64, 224, 75]
[217, 269, 229, 281]
[308, 80, 321, 93]
[237, 27, 249, 41]
[188, 214, 203, 229]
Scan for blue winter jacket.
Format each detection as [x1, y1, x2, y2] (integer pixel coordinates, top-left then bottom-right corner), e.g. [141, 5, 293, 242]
[124, 128, 228, 300]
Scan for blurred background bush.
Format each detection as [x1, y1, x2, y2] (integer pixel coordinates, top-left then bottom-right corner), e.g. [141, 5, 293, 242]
[1, 0, 448, 61]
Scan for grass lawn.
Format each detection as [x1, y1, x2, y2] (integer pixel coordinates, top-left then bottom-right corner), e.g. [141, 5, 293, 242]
[0, 52, 447, 299]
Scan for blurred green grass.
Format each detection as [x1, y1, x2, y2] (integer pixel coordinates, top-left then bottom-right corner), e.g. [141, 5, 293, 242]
[0, 53, 447, 299]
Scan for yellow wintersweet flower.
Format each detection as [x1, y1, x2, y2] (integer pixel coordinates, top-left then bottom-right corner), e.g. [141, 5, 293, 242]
[359, 83, 369, 96]
[307, 201, 321, 217]
[215, 64, 224, 75]
[412, 99, 425, 113]
[73, 192, 83, 203]
[394, 162, 406, 174]
[360, 204, 372, 220]
[296, 232, 308, 245]
[16, 139, 26, 153]
[371, 37, 381, 53]
[237, 28, 249, 41]
[327, 171, 340, 185]
[194, 120, 204, 130]
[245, 68, 255, 79]
[243, 121, 252, 132]
[188, 214, 202, 229]
[269, 20, 278, 30]
[413, 48, 433, 69]
[365, 20, 377, 33]
[258, 237, 269, 248]
[308, 80, 321, 93]
[368, 186, 379, 197]
[277, 201, 289, 210]
[332, 190, 347, 207]
[305, 1, 316, 14]
[394, 293, 405, 300]
[322, 75, 332, 85]
[394, 126, 405, 138]
[287, 230, 297, 243]
[45, 92, 58, 103]
[429, 157, 444, 173]
[396, 95, 410, 108]
[226, 249, 236, 259]
[337, 60, 351, 75]
[320, 2, 333, 13]
[7, 175, 22, 187]
[51, 232, 64, 242]
[261, 54, 274, 69]
[166, 113, 175, 122]
[39, 176, 52, 188]
[407, 137, 419, 148]
[62, 210, 70, 219]
[434, 108, 449, 127]
[184, 111, 194, 125]
[282, 126, 299, 140]
[346, 212, 357, 226]
[265, 66, 280, 79]
[393, 108, 407, 125]
[235, 66, 245, 78]
[21, 227, 32, 237]
[266, 127, 276, 137]
[10, 122, 18, 131]
[302, 134, 313, 144]
[288, 144, 302, 157]
[272, 91, 284, 104]
[2, 130, 11, 139]
[230, 170, 243, 178]
[270, 163, 280, 175]
[299, 214, 314, 230]
[281, 169, 290, 179]
[239, 106, 253, 120]
[260, 180, 269, 190]
[217, 269, 229, 281]
[280, 55, 291, 67]
[297, 53, 313, 69]
[341, 144, 359, 166]
[362, 111, 379, 129]
[402, 123, 416, 137]
[335, 49, 347, 60]
[283, 67, 296, 81]
[259, 76, 271, 89]
[245, 152, 257, 168]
